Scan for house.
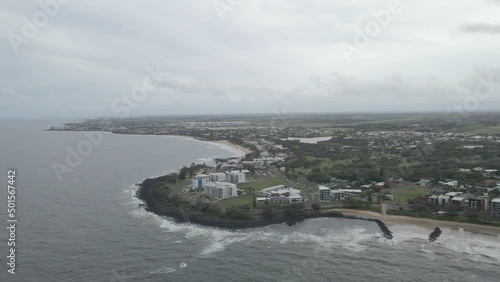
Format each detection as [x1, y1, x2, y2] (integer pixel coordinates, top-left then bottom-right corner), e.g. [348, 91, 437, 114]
[256, 197, 270, 204]
[484, 179, 497, 187]
[445, 192, 462, 198]
[419, 178, 432, 186]
[437, 195, 450, 205]
[491, 198, 500, 214]
[318, 186, 331, 201]
[271, 196, 289, 203]
[484, 169, 498, 178]
[288, 195, 303, 203]
[341, 189, 362, 194]
[260, 185, 286, 196]
[468, 197, 489, 212]
[436, 181, 458, 188]
[428, 195, 440, 205]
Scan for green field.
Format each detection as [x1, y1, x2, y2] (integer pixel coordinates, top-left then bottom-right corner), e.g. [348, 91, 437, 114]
[446, 124, 500, 134]
[217, 193, 253, 209]
[238, 179, 288, 192]
[392, 186, 430, 203]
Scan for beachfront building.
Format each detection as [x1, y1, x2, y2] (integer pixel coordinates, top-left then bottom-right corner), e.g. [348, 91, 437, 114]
[256, 197, 270, 204]
[258, 185, 303, 204]
[318, 186, 331, 201]
[271, 196, 289, 203]
[438, 195, 450, 205]
[228, 171, 246, 184]
[450, 197, 466, 207]
[209, 173, 227, 182]
[331, 190, 345, 201]
[428, 195, 438, 205]
[204, 182, 237, 199]
[469, 197, 489, 212]
[260, 185, 286, 196]
[288, 195, 303, 203]
[191, 174, 210, 190]
[491, 198, 500, 214]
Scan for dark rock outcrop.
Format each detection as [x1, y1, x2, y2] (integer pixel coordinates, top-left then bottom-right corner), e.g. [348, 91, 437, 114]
[429, 227, 442, 243]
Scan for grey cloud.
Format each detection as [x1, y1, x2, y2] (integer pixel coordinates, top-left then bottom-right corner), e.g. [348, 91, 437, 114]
[1, 0, 500, 118]
[461, 23, 500, 33]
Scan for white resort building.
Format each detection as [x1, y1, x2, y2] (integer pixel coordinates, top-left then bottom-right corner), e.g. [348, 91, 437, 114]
[491, 198, 500, 214]
[331, 189, 345, 201]
[318, 186, 331, 201]
[204, 182, 237, 199]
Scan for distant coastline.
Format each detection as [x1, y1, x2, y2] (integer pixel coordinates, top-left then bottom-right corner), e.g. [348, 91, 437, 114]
[46, 126, 254, 160]
[46, 126, 500, 237]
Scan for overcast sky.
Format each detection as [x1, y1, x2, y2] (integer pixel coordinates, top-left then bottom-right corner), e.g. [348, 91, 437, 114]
[1, 0, 500, 119]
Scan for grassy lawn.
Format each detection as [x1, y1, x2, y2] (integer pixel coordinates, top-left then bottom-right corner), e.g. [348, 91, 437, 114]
[445, 124, 500, 134]
[238, 179, 288, 192]
[217, 193, 253, 209]
[392, 185, 430, 203]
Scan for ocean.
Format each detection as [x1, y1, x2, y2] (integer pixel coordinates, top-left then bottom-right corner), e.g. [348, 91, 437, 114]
[0, 120, 499, 282]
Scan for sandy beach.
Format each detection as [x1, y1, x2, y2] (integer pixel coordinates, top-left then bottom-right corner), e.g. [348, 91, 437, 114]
[216, 140, 253, 158]
[334, 209, 500, 235]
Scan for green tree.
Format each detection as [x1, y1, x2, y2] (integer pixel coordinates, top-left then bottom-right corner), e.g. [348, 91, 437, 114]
[252, 193, 257, 209]
[311, 203, 321, 211]
[261, 202, 278, 219]
[179, 166, 188, 180]
[446, 204, 461, 217]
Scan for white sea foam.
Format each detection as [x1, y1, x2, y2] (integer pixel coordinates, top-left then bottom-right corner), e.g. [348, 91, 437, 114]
[380, 225, 500, 263]
[150, 266, 176, 275]
[124, 185, 500, 260]
[124, 185, 381, 255]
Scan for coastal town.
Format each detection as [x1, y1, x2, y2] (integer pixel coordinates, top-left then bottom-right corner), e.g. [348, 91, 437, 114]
[51, 113, 500, 228]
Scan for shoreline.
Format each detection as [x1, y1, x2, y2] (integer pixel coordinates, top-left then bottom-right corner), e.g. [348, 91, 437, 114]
[47, 128, 500, 236]
[215, 140, 253, 158]
[334, 209, 500, 235]
[135, 176, 394, 238]
[46, 128, 252, 160]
